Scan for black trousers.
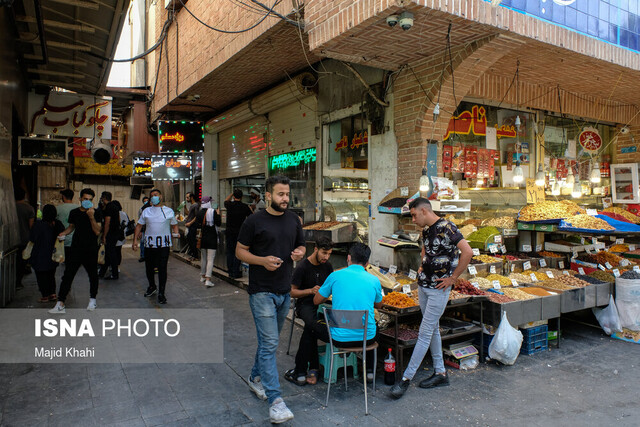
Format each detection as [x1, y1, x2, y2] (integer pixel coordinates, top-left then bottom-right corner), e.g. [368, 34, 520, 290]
[186, 226, 199, 258]
[226, 231, 241, 277]
[144, 247, 170, 295]
[16, 244, 28, 286]
[35, 269, 57, 297]
[58, 248, 99, 302]
[99, 235, 120, 278]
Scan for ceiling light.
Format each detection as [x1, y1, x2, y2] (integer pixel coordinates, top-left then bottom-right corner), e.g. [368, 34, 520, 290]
[535, 163, 545, 186]
[590, 162, 601, 184]
[565, 168, 575, 186]
[551, 182, 561, 196]
[433, 103, 440, 123]
[419, 168, 430, 192]
[572, 181, 582, 198]
[513, 161, 524, 184]
[515, 115, 521, 131]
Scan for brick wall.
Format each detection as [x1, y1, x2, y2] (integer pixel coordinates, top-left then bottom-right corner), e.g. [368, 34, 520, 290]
[614, 125, 640, 164]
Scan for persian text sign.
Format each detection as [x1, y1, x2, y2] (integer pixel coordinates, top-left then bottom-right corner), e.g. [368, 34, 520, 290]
[74, 157, 132, 177]
[270, 147, 316, 170]
[28, 92, 112, 139]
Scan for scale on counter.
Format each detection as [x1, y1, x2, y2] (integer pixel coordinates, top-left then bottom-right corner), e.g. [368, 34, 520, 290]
[377, 231, 420, 249]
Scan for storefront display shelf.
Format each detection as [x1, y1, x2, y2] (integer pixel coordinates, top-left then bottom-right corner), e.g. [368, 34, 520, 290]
[303, 223, 355, 243]
[429, 199, 471, 212]
[483, 297, 543, 327]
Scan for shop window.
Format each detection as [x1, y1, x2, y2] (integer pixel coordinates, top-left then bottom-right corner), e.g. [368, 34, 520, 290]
[327, 115, 368, 170]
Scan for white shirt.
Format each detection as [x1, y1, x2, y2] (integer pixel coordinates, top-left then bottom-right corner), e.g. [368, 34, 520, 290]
[138, 205, 177, 248]
[117, 211, 129, 247]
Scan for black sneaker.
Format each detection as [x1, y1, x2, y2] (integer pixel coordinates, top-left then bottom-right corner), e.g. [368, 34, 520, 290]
[419, 372, 449, 389]
[390, 379, 410, 399]
[104, 276, 119, 280]
[138, 258, 145, 263]
[157, 294, 167, 304]
[144, 286, 157, 297]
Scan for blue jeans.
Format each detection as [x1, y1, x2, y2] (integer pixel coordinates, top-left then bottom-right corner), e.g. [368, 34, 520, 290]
[249, 292, 290, 404]
[403, 286, 451, 380]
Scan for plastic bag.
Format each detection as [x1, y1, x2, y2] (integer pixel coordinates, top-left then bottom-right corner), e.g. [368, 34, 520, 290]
[592, 295, 622, 335]
[615, 277, 640, 331]
[97, 244, 106, 265]
[52, 238, 65, 264]
[22, 242, 34, 260]
[488, 312, 523, 365]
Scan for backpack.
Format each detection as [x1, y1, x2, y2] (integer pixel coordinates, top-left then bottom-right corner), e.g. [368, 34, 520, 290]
[120, 211, 135, 237]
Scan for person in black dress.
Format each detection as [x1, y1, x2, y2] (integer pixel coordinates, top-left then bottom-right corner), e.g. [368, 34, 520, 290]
[29, 204, 64, 303]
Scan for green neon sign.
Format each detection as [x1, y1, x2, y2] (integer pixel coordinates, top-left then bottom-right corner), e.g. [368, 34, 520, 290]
[270, 147, 316, 170]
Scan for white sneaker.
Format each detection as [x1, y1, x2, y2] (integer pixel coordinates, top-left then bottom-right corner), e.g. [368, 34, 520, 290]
[87, 298, 97, 311]
[48, 301, 65, 314]
[205, 280, 214, 287]
[200, 276, 206, 283]
[269, 397, 294, 424]
[247, 375, 267, 400]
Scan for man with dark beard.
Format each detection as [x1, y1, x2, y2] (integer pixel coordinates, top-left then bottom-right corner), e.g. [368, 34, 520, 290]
[284, 237, 334, 386]
[236, 175, 305, 424]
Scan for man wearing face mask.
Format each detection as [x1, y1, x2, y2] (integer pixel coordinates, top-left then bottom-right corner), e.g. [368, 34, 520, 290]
[49, 188, 102, 314]
[132, 189, 179, 305]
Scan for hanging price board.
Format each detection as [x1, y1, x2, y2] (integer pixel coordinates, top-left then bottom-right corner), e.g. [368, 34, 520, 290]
[630, 244, 637, 251]
[468, 266, 477, 275]
[592, 237, 598, 245]
[501, 245, 507, 254]
[510, 264, 515, 272]
[471, 282, 479, 288]
[489, 245, 498, 254]
[408, 269, 418, 280]
[539, 259, 547, 268]
[523, 261, 532, 271]
[494, 235, 502, 243]
[389, 265, 398, 274]
[586, 209, 598, 216]
[578, 267, 586, 275]
[634, 266, 640, 273]
[621, 259, 630, 267]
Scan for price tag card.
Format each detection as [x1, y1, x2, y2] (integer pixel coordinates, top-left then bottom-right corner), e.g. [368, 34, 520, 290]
[530, 273, 538, 282]
[522, 245, 532, 252]
[546, 271, 555, 279]
[471, 282, 479, 289]
[472, 226, 478, 232]
[592, 237, 598, 245]
[605, 262, 613, 270]
[389, 265, 398, 274]
[490, 265, 497, 274]
[391, 234, 399, 239]
[581, 237, 586, 245]
[468, 265, 477, 275]
[558, 261, 565, 269]
[511, 279, 519, 287]
[536, 244, 543, 252]
[613, 269, 621, 278]
[472, 248, 481, 256]
[374, 260, 380, 267]
[523, 261, 532, 271]
[621, 259, 630, 267]
[539, 258, 547, 268]
[402, 284, 412, 294]
[586, 248, 592, 254]
[501, 245, 507, 254]
[578, 267, 586, 275]
[492, 281, 501, 289]
[489, 245, 498, 254]
[563, 271, 570, 276]
[616, 238, 625, 245]
[634, 266, 640, 273]
[598, 264, 606, 271]
[408, 269, 418, 280]
[630, 244, 637, 251]
[587, 209, 598, 216]
[594, 247, 600, 253]
[510, 264, 516, 272]
[494, 235, 502, 243]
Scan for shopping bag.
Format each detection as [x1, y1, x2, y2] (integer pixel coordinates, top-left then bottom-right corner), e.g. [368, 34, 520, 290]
[593, 295, 622, 335]
[488, 312, 523, 365]
[52, 238, 65, 263]
[97, 244, 106, 265]
[22, 242, 34, 260]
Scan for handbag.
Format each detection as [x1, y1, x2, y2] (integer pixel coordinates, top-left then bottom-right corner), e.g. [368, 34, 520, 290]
[52, 238, 65, 263]
[97, 244, 106, 265]
[22, 241, 34, 260]
[196, 210, 206, 249]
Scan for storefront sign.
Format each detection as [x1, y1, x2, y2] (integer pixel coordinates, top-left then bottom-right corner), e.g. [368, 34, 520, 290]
[578, 127, 603, 152]
[269, 147, 316, 170]
[18, 137, 68, 162]
[73, 138, 117, 159]
[28, 92, 112, 139]
[74, 157, 132, 176]
[334, 131, 368, 151]
[151, 154, 193, 181]
[132, 157, 152, 177]
[158, 121, 204, 153]
[621, 146, 637, 154]
[443, 105, 517, 141]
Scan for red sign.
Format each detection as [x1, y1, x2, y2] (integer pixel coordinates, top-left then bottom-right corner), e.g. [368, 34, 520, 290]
[444, 105, 517, 141]
[578, 127, 603, 152]
[73, 138, 118, 159]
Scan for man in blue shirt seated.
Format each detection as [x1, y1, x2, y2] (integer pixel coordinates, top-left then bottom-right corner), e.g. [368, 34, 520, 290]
[313, 243, 383, 381]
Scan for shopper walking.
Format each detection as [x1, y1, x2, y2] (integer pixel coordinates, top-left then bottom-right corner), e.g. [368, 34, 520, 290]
[196, 196, 221, 287]
[236, 175, 305, 424]
[132, 188, 178, 305]
[250, 188, 266, 212]
[184, 191, 200, 260]
[14, 187, 35, 289]
[99, 192, 121, 280]
[49, 188, 102, 314]
[56, 189, 76, 262]
[390, 197, 473, 398]
[224, 189, 252, 278]
[138, 196, 150, 262]
[29, 204, 64, 303]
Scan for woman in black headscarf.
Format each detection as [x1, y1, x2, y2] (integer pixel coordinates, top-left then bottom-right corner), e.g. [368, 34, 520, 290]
[29, 204, 65, 302]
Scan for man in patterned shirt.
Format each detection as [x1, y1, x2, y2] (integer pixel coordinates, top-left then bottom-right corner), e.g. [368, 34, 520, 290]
[391, 197, 473, 398]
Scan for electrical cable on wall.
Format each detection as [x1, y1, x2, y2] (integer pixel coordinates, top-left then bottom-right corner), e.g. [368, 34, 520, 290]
[178, 0, 280, 33]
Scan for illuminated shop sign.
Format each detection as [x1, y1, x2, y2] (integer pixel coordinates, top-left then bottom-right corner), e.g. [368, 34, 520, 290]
[158, 121, 205, 153]
[151, 154, 193, 181]
[132, 157, 152, 177]
[270, 147, 317, 170]
[444, 105, 517, 141]
[334, 131, 368, 151]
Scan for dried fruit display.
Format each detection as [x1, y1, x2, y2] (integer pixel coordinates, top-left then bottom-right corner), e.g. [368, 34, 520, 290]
[609, 244, 630, 253]
[482, 216, 517, 229]
[520, 287, 554, 297]
[537, 279, 577, 291]
[575, 274, 608, 284]
[448, 290, 469, 300]
[602, 207, 640, 224]
[501, 288, 537, 300]
[537, 251, 564, 258]
[303, 221, 342, 230]
[473, 254, 503, 264]
[459, 224, 477, 238]
[518, 200, 585, 222]
[556, 275, 590, 288]
[620, 270, 640, 279]
[381, 292, 418, 308]
[563, 214, 614, 231]
[467, 227, 501, 247]
[508, 273, 532, 284]
[486, 274, 511, 288]
[470, 277, 492, 289]
[380, 327, 419, 342]
[588, 270, 615, 283]
[462, 219, 483, 227]
[489, 294, 516, 304]
[454, 278, 489, 296]
[591, 251, 625, 266]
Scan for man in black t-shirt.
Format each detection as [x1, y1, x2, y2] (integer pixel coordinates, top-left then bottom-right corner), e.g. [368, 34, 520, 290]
[49, 188, 102, 314]
[183, 192, 200, 260]
[99, 192, 121, 280]
[236, 175, 305, 424]
[284, 237, 333, 386]
[224, 189, 252, 278]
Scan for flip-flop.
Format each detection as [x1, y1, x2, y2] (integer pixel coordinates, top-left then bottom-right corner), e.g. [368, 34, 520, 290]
[306, 369, 319, 385]
[284, 369, 306, 386]
[37, 297, 49, 303]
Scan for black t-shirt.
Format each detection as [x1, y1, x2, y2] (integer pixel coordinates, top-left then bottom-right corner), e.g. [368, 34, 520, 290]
[237, 209, 305, 294]
[224, 200, 252, 234]
[292, 258, 333, 309]
[69, 208, 102, 251]
[104, 201, 121, 237]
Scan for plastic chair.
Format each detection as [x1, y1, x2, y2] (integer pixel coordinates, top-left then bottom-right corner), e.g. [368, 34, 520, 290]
[322, 306, 378, 415]
[318, 344, 359, 384]
[286, 298, 297, 355]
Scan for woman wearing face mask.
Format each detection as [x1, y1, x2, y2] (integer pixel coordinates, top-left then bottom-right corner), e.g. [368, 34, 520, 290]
[195, 196, 221, 287]
[132, 188, 179, 305]
[29, 204, 65, 303]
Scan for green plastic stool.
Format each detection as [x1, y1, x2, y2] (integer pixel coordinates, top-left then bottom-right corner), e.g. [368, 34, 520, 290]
[318, 344, 359, 384]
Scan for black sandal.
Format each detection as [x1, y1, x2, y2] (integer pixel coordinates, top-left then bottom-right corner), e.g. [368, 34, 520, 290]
[284, 369, 306, 386]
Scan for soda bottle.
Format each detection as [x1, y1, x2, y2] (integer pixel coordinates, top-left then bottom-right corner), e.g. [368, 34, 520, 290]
[384, 348, 396, 385]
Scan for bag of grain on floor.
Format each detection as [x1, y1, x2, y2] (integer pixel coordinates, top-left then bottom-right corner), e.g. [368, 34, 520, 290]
[615, 270, 640, 331]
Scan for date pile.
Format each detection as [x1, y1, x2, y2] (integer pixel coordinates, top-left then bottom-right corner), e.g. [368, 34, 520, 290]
[454, 278, 488, 296]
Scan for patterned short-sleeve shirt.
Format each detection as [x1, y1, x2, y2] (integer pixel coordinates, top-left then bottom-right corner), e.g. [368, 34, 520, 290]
[418, 218, 464, 289]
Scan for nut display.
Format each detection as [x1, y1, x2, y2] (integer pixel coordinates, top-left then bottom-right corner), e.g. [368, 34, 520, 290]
[609, 244, 630, 253]
[520, 287, 554, 297]
[563, 214, 615, 231]
[470, 277, 492, 289]
[518, 200, 586, 222]
[303, 221, 342, 230]
[537, 279, 577, 291]
[486, 274, 512, 288]
[459, 224, 477, 238]
[455, 278, 489, 296]
[501, 288, 537, 301]
[489, 294, 516, 304]
[381, 292, 418, 308]
[482, 216, 517, 229]
[538, 251, 564, 258]
[556, 275, 590, 288]
[508, 273, 532, 284]
[602, 207, 640, 224]
[473, 254, 503, 264]
[588, 270, 615, 283]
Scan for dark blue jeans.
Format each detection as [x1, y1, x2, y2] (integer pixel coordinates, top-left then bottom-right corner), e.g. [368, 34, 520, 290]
[249, 292, 290, 404]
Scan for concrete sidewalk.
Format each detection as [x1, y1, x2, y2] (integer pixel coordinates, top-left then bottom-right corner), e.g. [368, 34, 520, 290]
[1, 249, 639, 426]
